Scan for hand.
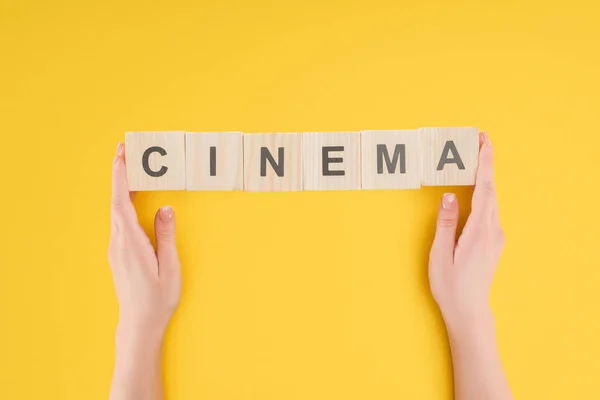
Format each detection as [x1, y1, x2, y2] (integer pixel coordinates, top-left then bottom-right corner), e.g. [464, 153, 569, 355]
[109, 142, 182, 339]
[428, 132, 505, 334]
[108, 142, 181, 400]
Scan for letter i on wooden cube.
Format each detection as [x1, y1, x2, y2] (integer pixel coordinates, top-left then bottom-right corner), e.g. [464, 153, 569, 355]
[302, 132, 361, 191]
[243, 133, 303, 192]
[186, 132, 243, 191]
[361, 130, 421, 190]
[420, 127, 480, 186]
[125, 131, 186, 191]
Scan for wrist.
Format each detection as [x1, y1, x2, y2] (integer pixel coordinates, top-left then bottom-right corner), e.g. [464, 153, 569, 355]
[113, 322, 165, 378]
[115, 321, 166, 352]
[442, 307, 495, 341]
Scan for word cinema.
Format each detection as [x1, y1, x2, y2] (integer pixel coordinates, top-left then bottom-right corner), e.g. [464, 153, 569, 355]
[125, 128, 480, 192]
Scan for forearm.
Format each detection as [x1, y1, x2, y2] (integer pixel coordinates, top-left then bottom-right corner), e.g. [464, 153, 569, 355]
[110, 326, 165, 400]
[446, 312, 513, 400]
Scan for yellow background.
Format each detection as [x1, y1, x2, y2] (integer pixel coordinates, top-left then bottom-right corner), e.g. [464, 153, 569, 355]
[1, 0, 599, 399]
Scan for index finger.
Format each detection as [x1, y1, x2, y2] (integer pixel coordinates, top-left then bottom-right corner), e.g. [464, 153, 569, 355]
[471, 132, 497, 219]
[111, 142, 138, 230]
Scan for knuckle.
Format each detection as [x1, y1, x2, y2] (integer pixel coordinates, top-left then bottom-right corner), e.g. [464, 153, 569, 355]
[108, 234, 126, 255]
[111, 197, 124, 211]
[437, 216, 457, 228]
[482, 181, 496, 197]
[156, 228, 175, 241]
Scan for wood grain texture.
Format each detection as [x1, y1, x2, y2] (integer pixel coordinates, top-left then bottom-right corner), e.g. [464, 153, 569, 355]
[420, 127, 479, 186]
[303, 132, 361, 191]
[186, 132, 243, 191]
[361, 130, 421, 190]
[243, 133, 302, 192]
[125, 131, 186, 191]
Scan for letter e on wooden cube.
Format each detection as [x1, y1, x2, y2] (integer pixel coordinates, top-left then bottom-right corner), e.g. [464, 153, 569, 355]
[303, 132, 361, 191]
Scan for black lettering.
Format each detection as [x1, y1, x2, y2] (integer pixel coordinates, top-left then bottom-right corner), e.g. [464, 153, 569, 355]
[142, 146, 168, 177]
[377, 144, 406, 174]
[436, 141, 465, 170]
[260, 147, 284, 177]
[322, 146, 345, 176]
[209, 146, 216, 176]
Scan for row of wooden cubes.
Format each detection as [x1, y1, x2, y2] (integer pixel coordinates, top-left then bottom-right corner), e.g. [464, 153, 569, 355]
[125, 128, 479, 191]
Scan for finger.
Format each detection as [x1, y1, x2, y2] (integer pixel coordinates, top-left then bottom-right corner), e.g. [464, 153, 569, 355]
[471, 132, 497, 220]
[121, 145, 137, 203]
[111, 142, 137, 229]
[491, 201, 500, 227]
[431, 193, 460, 264]
[154, 206, 181, 277]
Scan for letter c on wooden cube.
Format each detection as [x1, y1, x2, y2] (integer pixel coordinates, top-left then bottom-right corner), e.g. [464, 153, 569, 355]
[125, 131, 186, 191]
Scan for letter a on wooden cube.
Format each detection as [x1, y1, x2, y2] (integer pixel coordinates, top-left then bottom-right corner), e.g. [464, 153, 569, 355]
[421, 127, 479, 186]
[186, 132, 243, 191]
[361, 130, 421, 190]
[125, 131, 186, 191]
[303, 132, 361, 191]
[243, 133, 302, 192]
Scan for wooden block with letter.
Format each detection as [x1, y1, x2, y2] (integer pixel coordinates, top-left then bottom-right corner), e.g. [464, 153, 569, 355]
[303, 132, 361, 191]
[420, 127, 479, 186]
[125, 131, 186, 191]
[186, 132, 243, 191]
[243, 133, 303, 192]
[361, 130, 421, 190]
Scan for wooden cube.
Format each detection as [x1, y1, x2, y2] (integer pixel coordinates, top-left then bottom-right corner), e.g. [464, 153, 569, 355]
[186, 132, 243, 191]
[243, 133, 303, 192]
[125, 131, 186, 191]
[361, 130, 421, 190]
[420, 127, 479, 186]
[303, 132, 361, 191]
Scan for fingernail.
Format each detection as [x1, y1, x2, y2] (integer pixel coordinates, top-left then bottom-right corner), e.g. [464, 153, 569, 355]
[483, 132, 491, 146]
[159, 206, 174, 222]
[442, 193, 456, 209]
[116, 142, 124, 157]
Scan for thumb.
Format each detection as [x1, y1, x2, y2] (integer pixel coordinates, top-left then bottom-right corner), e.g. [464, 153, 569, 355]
[154, 206, 181, 276]
[431, 193, 460, 264]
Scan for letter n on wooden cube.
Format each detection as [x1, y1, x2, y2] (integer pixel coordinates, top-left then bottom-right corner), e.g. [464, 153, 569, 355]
[243, 133, 303, 192]
[303, 132, 361, 191]
[361, 130, 420, 190]
[125, 131, 186, 191]
[421, 127, 479, 186]
[186, 132, 243, 191]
